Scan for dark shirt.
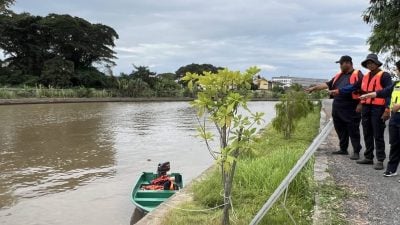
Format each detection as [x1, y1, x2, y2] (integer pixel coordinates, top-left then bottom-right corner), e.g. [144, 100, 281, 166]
[376, 80, 398, 98]
[326, 70, 363, 103]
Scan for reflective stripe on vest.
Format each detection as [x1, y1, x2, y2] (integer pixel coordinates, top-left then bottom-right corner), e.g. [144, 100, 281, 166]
[332, 69, 360, 100]
[360, 71, 385, 105]
[390, 82, 400, 111]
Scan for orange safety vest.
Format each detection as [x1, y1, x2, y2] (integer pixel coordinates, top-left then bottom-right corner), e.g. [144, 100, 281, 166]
[360, 71, 385, 105]
[332, 69, 360, 100]
[141, 175, 177, 190]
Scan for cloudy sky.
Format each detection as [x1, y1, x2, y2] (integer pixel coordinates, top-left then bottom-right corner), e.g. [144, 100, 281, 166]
[11, 0, 372, 79]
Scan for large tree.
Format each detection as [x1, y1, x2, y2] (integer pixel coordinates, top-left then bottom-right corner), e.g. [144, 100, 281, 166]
[175, 63, 223, 79]
[0, 13, 49, 76]
[0, 12, 118, 85]
[363, 0, 400, 64]
[0, 0, 14, 14]
[40, 14, 119, 69]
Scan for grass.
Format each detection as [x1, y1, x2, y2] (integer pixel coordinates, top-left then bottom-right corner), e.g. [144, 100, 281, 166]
[163, 108, 321, 225]
[0, 85, 114, 98]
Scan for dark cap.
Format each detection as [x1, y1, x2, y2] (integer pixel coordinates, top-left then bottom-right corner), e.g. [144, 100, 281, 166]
[335, 55, 352, 64]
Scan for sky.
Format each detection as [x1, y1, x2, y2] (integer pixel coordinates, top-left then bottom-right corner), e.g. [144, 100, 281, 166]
[10, 0, 373, 79]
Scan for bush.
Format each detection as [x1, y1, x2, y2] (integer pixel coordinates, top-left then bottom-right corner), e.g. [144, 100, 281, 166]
[164, 110, 321, 224]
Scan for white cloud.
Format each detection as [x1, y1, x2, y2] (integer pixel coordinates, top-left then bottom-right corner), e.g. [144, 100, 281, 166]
[10, 0, 372, 78]
[257, 64, 277, 71]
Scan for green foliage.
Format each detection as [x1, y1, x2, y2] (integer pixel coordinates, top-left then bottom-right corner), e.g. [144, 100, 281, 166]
[176, 63, 223, 87]
[0, 12, 118, 86]
[157, 72, 178, 80]
[0, 86, 113, 98]
[130, 65, 157, 88]
[40, 57, 74, 87]
[0, 0, 14, 14]
[72, 68, 108, 88]
[363, 0, 400, 64]
[163, 111, 321, 225]
[309, 89, 329, 100]
[115, 78, 154, 97]
[184, 67, 264, 224]
[154, 77, 182, 97]
[176, 63, 222, 78]
[272, 90, 314, 139]
[290, 83, 303, 92]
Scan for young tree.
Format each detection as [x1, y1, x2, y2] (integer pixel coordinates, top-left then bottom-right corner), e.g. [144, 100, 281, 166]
[363, 0, 400, 64]
[272, 90, 313, 139]
[183, 67, 264, 225]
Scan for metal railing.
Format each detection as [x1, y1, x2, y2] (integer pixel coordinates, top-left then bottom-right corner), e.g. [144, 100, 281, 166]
[249, 119, 334, 225]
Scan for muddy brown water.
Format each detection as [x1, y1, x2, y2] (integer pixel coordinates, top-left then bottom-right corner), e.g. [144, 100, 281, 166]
[0, 101, 276, 225]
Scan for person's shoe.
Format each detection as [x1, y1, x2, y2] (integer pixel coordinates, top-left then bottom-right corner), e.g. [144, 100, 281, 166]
[350, 152, 360, 160]
[374, 161, 384, 170]
[356, 158, 374, 164]
[383, 171, 397, 177]
[332, 150, 348, 155]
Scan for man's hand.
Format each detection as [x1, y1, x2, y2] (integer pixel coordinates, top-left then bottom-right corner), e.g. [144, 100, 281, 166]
[355, 103, 362, 113]
[381, 109, 390, 121]
[392, 104, 400, 113]
[359, 92, 377, 100]
[328, 89, 339, 96]
[304, 86, 315, 93]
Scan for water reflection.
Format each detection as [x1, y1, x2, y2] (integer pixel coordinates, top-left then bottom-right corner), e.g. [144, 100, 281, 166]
[0, 103, 116, 209]
[0, 101, 276, 225]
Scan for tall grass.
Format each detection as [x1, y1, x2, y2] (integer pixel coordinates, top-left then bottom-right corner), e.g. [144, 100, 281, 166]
[0, 85, 114, 99]
[0, 85, 187, 99]
[163, 108, 321, 225]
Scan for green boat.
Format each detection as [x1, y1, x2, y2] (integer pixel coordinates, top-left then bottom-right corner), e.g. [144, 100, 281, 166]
[131, 162, 183, 213]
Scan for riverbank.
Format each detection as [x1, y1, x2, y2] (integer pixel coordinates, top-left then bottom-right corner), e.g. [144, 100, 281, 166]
[0, 97, 279, 105]
[0, 97, 194, 105]
[136, 107, 321, 225]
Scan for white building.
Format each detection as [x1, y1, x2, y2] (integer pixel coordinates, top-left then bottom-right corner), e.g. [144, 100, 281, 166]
[272, 76, 328, 88]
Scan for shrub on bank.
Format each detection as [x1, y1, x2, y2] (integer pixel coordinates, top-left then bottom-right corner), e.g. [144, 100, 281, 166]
[163, 107, 321, 225]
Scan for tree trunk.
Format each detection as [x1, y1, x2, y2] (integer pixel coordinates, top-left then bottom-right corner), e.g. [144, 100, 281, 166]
[221, 133, 241, 225]
[221, 125, 230, 225]
[222, 171, 231, 225]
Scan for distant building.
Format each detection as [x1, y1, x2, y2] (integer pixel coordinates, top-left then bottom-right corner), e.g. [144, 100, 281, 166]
[253, 76, 273, 90]
[271, 76, 328, 88]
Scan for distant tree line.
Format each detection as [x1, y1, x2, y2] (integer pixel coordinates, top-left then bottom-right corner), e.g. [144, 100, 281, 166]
[0, 2, 227, 97]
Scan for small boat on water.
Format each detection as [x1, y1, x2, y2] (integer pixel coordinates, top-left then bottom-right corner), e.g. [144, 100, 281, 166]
[131, 162, 183, 213]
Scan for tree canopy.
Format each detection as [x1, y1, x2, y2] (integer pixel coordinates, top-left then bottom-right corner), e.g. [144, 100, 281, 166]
[0, 12, 119, 87]
[175, 63, 223, 79]
[0, 0, 14, 14]
[363, 0, 400, 64]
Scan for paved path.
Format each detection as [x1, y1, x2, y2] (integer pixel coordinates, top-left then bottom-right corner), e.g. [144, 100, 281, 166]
[319, 100, 400, 225]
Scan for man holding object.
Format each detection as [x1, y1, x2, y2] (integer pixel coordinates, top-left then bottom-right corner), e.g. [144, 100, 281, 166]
[305, 55, 363, 160]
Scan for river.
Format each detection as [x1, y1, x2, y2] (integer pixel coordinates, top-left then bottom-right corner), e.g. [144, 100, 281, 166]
[0, 101, 276, 225]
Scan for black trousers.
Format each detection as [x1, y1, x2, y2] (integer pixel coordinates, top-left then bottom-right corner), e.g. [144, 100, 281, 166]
[332, 101, 362, 153]
[362, 105, 386, 161]
[388, 115, 400, 172]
